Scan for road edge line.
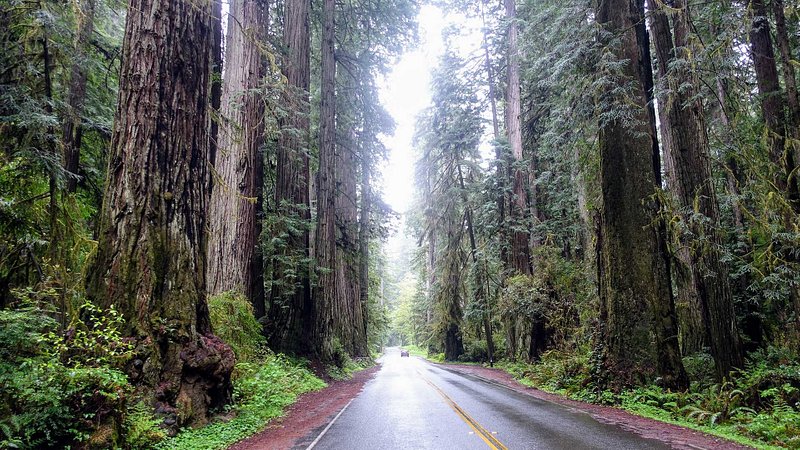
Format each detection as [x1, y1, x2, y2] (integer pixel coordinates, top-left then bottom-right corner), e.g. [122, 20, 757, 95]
[306, 398, 355, 450]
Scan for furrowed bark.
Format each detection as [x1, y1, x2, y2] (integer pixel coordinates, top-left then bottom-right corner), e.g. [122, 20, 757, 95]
[86, 0, 234, 427]
[595, 0, 687, 390]
[207, 0, 267, 316]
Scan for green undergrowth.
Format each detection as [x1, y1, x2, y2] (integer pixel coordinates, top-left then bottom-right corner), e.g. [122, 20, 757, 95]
[158, 352, 325, 450]
[0, 296, 136, 449]
[401, 344, 436, 359]
[495, 346, 800, 449]
[158, 292, 326, 450]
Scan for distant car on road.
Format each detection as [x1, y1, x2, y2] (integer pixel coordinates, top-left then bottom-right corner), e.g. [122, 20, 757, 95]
[400, 349, 410, 357]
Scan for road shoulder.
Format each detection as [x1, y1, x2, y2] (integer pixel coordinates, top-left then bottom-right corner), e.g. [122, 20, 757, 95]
[228, 364, 381, 450]
[437, 363, 753, 450]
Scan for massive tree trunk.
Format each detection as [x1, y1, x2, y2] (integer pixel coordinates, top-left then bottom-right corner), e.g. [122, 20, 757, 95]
[749, 0, 799, 210]
[504, 0, 531, 277]
[85, 0, 234, 426]
[358, 149, 371, 354]
[648, 5, 706, 357]
[595, 0, 687, 391]
[268, 0, 313, 353]
[315, 0, 338, 360]
[648, 0, 744, 379]
[207, 0, 267, 316]
[336, 128, 367, 356]
[62, 0, 95, 193]
[749, 0, 800, 330]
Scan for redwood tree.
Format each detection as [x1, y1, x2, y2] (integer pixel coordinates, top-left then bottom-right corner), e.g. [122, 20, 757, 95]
[504, 0, 531, 277]
[268, 0, 313, 353]
[648, 0, 743, 379]
[207, 0, 267, 314]
[595, 0, 687, 390]
[314, 0, 338, 360]
[86, 0, 233, 426]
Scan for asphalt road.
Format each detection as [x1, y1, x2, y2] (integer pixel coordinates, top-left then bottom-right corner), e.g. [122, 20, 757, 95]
[305, 348, 673, 450]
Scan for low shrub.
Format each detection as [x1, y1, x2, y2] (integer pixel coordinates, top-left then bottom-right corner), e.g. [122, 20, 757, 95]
[497, 344, 800, 448]
[208, 291, 266, 364]
[0, 303, 133, 449]
[158, 353, 325, 450]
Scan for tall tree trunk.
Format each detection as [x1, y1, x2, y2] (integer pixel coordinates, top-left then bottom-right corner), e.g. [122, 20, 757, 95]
[207, 0, 267, 316]
[505, 0, 531, 277]
[457, 161, 495, 365]
[315, 0, 338, 360]
[749, 0, 800, 330]
[358, 149, 371, 354]
[648, 0, 744, 378]
[336, 129, 367, 355]
[595, 0, 687, 391]
[649, 2, 706, 357]
[269, 0, 313, 353]
[62, 0, 96, 193]
[85, 0, 234, 426]
[749, 0, 799, 210]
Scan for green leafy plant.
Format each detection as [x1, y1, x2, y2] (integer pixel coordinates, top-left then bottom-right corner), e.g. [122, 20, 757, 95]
[159, 353, 325, 450]
[0, 304, 133, 448]
[124, 401, 167, 449]
[208, 291, 266, 364]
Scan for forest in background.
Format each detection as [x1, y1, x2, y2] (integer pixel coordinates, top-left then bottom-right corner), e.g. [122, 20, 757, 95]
[1, 0, 799, 448]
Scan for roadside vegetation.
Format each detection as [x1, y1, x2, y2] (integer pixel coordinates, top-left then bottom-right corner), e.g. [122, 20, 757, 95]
[0, 292, 326, 449]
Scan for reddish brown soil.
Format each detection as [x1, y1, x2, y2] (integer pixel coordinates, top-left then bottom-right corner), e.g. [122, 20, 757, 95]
[228, 365, 380, 450]
[437, 363, 754, 450]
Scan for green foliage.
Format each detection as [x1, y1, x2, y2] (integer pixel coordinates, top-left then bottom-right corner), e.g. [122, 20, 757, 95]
[326, 354, 373, 381]
[497, 347, 591, 395]
[159, 353, 325, 450]
[500, 344, 800, 448]
[124, 401, 167, 449]
[49, 300, 134, 368]
[0, 304, 132, 449]
[208, 291, 265, 364]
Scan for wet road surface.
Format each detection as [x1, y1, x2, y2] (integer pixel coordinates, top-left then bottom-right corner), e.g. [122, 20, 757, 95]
[304, 348, 673, 449]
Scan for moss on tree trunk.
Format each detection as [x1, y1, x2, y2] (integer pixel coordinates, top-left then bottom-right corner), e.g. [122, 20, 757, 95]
[86, 0, 234, 428]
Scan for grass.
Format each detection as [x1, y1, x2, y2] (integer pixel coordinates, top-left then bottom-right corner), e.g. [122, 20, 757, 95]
[157, 353, 326, 450]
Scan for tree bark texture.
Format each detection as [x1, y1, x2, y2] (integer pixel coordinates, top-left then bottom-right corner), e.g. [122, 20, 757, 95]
[650, 2, 706, 357]
[749, 0, 800, 330]
[749, 0, 800, 210]
[505, 0, 531, 277]
[85, 0, 234, 427]
[357, 150, 371, 354]
[595, 0, 687, 390]
[62, 0, 96, 193]
[208, 0, 223, 194]
[207, 0, 267, 315]
[648, 0, 744, 378]
[315, 0, 338, 360]
[268, 0, 313, 353]
[336, 128, 367, 356]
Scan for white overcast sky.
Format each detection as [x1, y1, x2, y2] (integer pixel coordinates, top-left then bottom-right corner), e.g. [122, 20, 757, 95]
[378, 5, 483, 215]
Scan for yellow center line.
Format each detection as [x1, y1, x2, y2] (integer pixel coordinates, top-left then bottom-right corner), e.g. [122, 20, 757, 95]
[417, 369, 509, 450]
